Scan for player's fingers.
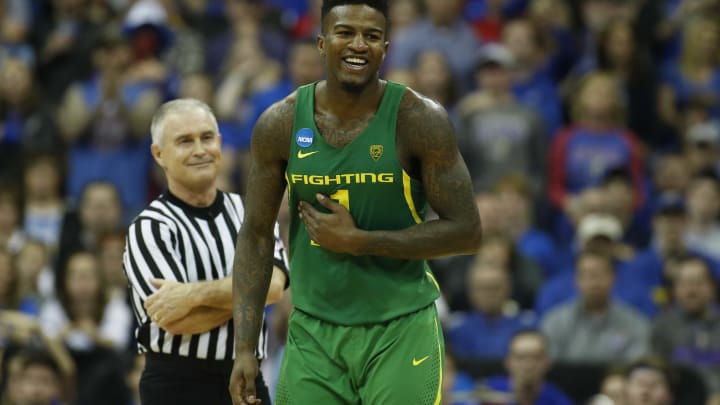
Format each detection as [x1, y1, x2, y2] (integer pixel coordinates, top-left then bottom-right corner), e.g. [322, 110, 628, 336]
[298, 201, 316, 218]
[302, 217, 312, 232]
[315, 193, 339, 211]
[300, 207, 318, 230]
[229, 371, 244, 403]
[230, 393, 246, 405]
[229, 380, 247, 405]
[303, 218, 317, 241]
[243, 371, 258, 405]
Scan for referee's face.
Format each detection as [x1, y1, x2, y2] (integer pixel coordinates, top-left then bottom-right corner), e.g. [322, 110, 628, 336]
[152, 108, 221, 193]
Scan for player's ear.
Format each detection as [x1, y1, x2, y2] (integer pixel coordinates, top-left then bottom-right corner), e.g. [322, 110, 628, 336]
[317, 34, 325, 56]
[381, 40, 389, 62]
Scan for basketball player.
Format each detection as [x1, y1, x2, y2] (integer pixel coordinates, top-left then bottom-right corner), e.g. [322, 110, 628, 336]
[230, 1, 482, 404]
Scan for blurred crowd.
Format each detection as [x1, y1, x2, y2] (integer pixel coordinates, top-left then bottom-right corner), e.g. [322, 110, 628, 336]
[0, 0, 720, 404]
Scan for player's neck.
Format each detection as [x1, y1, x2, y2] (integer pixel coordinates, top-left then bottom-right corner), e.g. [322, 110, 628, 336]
[320, 78, 385, 116]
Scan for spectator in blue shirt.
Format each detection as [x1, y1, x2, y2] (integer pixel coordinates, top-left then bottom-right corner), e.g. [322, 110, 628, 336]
[684, 171, 720, 263]
[538, 213, 658, 317]
[56, 26, 162, 219]
[446, 260, 534, 359]
[411, 49, 460, 114]
[204, 0, 289, 77]
[548, 72, 645, 217]
[593, 19, 660, 149]
[599, 167, 653, 250]
[657, 16, 720, 134]
[651, 256, 720, 401]
[437, 230, 544, 313]
[494, 176, 557, 277]
[0, 57, 58, 181]
[387, 0, 480, 94]
[483, 330, 575, 405]
[502, 17, 563, 136]
[622, 194, 720, 310]
[541, 249, 651, 364]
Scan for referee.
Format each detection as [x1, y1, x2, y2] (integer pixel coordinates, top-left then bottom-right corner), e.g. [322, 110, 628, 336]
[123, 99, 288, 405]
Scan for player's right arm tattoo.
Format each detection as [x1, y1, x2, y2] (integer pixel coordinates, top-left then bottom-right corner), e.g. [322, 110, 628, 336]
[232, 98, 293, 354]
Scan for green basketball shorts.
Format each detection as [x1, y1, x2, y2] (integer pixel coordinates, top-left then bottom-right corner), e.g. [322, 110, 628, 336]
[274, 304, 445, 404]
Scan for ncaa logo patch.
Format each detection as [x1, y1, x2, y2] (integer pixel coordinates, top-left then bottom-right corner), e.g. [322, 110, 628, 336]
[370, 145, 383, 161]
[295, 128, 314, 148]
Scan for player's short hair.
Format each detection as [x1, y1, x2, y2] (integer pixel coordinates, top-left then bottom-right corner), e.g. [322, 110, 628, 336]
[321, 0, 389, 31]
[150, 98, 219, 147]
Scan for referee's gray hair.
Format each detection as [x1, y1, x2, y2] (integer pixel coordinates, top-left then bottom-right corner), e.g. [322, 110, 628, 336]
[150, 98, 219, 147]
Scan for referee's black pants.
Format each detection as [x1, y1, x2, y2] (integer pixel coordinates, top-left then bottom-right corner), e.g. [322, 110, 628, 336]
[140, 352, 271, 405]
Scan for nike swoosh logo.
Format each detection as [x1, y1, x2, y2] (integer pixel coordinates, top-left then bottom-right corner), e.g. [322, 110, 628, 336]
[412, 356, 430, 366]
[297, 150, 320, 159]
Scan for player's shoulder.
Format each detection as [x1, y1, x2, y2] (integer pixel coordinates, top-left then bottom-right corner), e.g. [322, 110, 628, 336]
[397, 85, 451, 126]
[255, 90, 298, 133]
[395, 84, 454, 145]
[252, 90, 299, 157]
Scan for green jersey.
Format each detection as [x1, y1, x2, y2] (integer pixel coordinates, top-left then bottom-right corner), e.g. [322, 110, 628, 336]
[286, 81, 440, 326]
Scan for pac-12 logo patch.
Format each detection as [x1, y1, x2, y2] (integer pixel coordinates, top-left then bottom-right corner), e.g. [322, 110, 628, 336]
[370, 145, 383, 161]
[296, 128, 314, 148]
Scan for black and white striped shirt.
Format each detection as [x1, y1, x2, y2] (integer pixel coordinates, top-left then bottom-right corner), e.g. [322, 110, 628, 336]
[123, 190, 288, 361]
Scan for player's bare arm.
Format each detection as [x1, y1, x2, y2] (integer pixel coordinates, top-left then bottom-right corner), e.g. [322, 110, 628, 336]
[396, 89, 483, 254]
[300, 88, 482, 258]
[230, 96, 294, 405]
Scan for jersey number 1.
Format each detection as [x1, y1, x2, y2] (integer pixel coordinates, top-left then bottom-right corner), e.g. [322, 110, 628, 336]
[330, 189, 350, 211]
[310, 189, 350, 246]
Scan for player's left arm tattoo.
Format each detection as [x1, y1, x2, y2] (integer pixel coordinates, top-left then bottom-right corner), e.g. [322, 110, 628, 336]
[346, 91, 482, 258]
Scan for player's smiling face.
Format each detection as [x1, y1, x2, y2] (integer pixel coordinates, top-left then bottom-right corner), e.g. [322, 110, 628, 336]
[318, 5, 388, 93]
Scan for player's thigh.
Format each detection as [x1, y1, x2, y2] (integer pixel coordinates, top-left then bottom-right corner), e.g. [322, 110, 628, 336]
[275, 311, 359, 405]
[359, 305, 445, 405]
